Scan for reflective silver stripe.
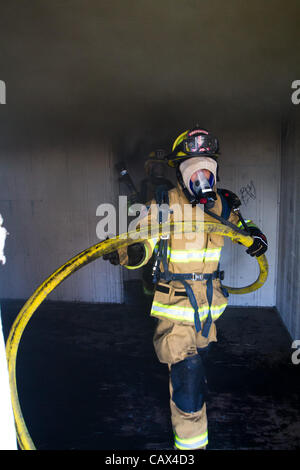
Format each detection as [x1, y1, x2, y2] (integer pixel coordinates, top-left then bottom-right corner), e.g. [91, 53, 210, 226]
[151, 301, 227, 322]
[151, 302, 195, 322]
[174, 431, 208, 450]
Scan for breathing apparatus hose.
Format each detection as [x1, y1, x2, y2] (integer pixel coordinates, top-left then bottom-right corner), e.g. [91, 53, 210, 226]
[5, 221, 268, 450]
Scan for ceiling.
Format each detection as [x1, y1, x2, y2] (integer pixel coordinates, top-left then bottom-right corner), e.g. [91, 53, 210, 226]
[0, 0, 299, 151]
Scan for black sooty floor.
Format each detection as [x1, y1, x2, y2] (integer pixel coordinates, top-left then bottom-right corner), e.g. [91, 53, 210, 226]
[1, 282, 300, 451]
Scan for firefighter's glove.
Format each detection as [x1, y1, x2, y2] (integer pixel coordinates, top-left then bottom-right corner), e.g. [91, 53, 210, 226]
[127, 243, 145, 266]
[246, 227, 268, 257]
[103, 243, 144, 267]
[103, 250, 120, 265]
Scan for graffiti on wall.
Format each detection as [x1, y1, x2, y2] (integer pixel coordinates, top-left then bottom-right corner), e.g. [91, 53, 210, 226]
[239, 180, 256, 206]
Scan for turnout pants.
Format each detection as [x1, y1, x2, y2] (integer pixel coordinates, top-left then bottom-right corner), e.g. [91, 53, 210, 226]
[153, 319, 217, 450]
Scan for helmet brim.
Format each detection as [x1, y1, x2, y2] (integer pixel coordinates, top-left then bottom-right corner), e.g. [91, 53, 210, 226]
[165, 152, 220, 168]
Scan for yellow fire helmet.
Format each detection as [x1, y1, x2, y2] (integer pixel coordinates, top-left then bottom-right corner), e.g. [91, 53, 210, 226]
[166, 127, 220, 167]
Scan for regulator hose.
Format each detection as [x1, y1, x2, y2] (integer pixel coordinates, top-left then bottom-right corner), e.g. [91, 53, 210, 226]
[5, 221, 268, 450]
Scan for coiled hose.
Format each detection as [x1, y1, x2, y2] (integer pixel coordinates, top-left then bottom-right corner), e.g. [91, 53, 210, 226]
[5, 221, 268, 450]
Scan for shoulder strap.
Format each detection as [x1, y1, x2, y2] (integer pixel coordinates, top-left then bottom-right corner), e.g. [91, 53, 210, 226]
[155, 186, 170, 226]
[217, 188, 241, 220]
[152, 187, 170, 284]
[217, 189, 231, 220]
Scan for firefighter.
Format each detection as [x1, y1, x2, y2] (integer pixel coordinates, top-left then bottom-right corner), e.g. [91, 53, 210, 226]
[104, 127, 268, 450]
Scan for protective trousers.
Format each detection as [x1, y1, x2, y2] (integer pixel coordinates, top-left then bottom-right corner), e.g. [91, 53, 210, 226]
[153, 319, 216, 450]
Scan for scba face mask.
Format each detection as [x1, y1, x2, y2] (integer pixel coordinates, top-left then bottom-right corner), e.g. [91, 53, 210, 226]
[189, 170, 216, 208]
[179, 157, 218, 208]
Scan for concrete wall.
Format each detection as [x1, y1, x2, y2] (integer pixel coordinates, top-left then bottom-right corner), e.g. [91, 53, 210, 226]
[218, 124, 280, 307]
[276, 115, 300, 340]
[0, 139, 124, 303]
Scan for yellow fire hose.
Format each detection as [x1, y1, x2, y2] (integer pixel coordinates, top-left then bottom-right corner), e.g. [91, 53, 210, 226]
[5, 221, 268, 450]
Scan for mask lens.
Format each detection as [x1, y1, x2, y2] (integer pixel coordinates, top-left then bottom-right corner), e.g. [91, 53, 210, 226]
[208, 172, 215, 187]
[189, 170, 214, 196]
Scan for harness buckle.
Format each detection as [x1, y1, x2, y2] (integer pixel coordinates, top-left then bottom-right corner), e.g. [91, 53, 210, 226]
[192, 273, 204, 281]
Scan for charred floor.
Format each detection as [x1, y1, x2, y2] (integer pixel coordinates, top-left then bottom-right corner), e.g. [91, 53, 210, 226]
[1, 281, 300, 451]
